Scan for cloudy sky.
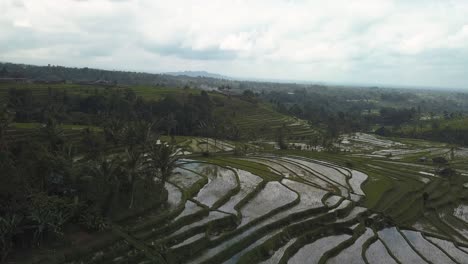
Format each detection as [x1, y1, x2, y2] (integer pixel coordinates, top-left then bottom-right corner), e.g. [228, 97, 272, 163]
[1, 0, 468, 89]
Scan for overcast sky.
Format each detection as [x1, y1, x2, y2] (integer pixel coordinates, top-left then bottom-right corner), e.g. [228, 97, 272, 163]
[1, 0, 468, 89]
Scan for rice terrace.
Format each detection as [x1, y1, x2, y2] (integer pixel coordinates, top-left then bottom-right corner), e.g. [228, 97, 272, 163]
[66, 137, 468, 264]
[2, 1, 468, 263]
[1, 65, 468, 264]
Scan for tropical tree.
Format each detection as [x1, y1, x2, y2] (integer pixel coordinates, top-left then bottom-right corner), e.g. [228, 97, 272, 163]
[103, 118, 124, 145]
[28, 193, 75, 245]
[120, 120, 158, 151]
[147, 142, 180, 185]
[123, 149, 144, 209]
[40, 116, 65, 152]
[276, 124, 288, 150]
[85, 156, 122, 216]
[48, 144, 81, 204]
[164, 113, 178, 137]
[0, 108, 12, 151]
[0, 215, 20, 262]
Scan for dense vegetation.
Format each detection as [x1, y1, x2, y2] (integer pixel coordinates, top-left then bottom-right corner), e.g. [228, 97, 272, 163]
[260, 87, 468, 146]
[0, 77, 311, 262]
[1, 62, 468, 263]
[0, 87, 189, 261]
[382, 116, 468, 146]
[3, 62, 468, 146]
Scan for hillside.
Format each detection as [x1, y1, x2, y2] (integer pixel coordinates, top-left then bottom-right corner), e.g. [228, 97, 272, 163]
[2, 66, 468, 264]
[0, 82, 316, 142]
[374, 117, 468, 146]
[165, 71, 231, 80]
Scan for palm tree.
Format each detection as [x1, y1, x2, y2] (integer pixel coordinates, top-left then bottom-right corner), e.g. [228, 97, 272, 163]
[147, 142, 179, 185]
[0, 108, 12, 151]
[164, 113, 178, 137]
[123, 148, 144, 209]
[41, 117, 65, 152]
[86, 156, 122, 216]
[0, 215, 20, 262]
[52, 144, 86, 204]
[103, 118, 124, 145]
[121, 120, 159, 151]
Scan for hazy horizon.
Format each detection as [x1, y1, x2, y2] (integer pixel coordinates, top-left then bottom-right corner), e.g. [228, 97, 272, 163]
[4, 60, 467, 92]
[1, 0, 468, 89]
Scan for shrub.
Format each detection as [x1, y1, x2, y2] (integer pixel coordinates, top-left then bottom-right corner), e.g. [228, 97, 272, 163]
[0, 215, 21, 262]
[78, 210, 109, 232]
[344, 161, 354, 168]
[28, 193, 77, 243]
[432, 157, 448, 165]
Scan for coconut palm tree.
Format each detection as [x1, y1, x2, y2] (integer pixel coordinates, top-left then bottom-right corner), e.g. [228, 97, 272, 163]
[164, 113, 178, 137]
[86, 156, 122, 216]
[123, 148, 144, 209]
[0, 214, 20, 262]
[147, 142, 179, 185]
[40, 116, 65, 152]
[103, 118, 124, 145]
[0, 108, 11, 148]
[120, 120, 159, 151]
[49, 144, 81, 204]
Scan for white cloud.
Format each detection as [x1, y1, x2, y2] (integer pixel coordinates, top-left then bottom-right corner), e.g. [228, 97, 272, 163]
[1, 0, 468, 88]
[219, 32, 254, 52]
[447, 25, 468, 49]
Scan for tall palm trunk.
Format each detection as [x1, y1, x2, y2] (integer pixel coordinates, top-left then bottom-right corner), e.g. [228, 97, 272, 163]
[129, 174, 135, 209]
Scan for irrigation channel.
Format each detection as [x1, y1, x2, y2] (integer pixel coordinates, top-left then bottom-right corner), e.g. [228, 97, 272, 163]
[66, 155, 468, 264]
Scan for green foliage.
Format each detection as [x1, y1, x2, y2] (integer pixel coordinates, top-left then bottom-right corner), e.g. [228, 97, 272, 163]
[83, 156, 124, 216]
[28, 192, 77, 243]
[79, 128, 105, 158]
[122, 148, 145, 209]
[392, 117, 468, 146]
[0, 215, 21, 262]
[2, 61, 468, 263]
[147, 142, 180, 184]
[0, 115, 170, 261]
[276, 125, 288, 150]
[432, 156, 448, 165]
[78, 209, 109, 232]
[0, 108, 12, 148]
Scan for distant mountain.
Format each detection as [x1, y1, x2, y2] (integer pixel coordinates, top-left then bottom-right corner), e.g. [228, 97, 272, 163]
[0, 62, 237, 87]
[165, 71, 231, 79]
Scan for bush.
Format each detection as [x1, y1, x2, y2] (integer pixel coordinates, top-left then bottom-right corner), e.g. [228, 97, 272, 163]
[432, 157, 448, 165]
[437, 167, 456, 177]
[78, 210, 109, 232]
[28, 193, 77, 243]
[344, 161, 354, 168]
[0, 215, 21, 262]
